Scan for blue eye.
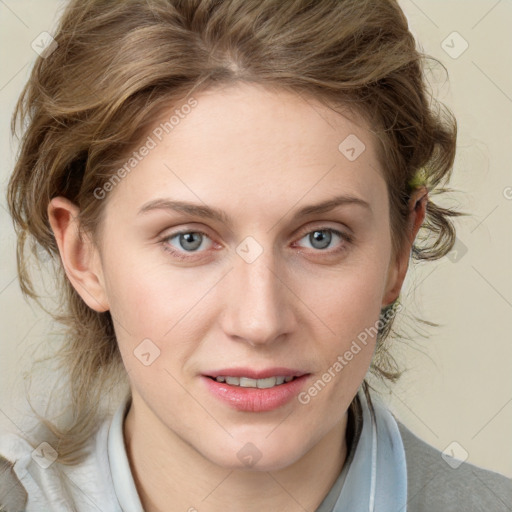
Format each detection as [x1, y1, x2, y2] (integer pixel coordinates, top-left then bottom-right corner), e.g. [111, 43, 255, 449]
[293, 228, 353, 256]
[162, 230, 212, 258]
[298, 229, 344, 251]
[159, 226, 352, 262]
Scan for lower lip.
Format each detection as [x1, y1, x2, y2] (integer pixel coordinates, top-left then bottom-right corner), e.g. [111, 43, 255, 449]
[202, 375, 310, 412]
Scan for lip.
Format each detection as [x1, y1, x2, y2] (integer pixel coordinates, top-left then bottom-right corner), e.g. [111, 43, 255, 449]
[201, 371, 311, 412]
[204, 367, 308, 379]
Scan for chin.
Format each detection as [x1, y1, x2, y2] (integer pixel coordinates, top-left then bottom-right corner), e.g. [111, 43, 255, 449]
[200, 430, 312, 472]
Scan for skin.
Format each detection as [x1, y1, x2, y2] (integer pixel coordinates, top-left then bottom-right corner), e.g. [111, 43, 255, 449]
[48, 82, 426, 512]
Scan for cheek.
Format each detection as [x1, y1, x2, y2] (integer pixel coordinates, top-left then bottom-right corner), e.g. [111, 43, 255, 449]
[297, 269, 387, 422]
[103, 264, 199, 402]
[101, 238, 188, 331]
[106, 270, 168, 335]
[98, 247, 174, 354]
[314, 255, 390, 337]
[303, 245, 391, 391]
[322, 276, 382, 374]
[101, 247, 218, 368]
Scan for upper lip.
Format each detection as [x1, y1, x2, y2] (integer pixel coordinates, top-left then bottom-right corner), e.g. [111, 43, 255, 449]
[204, 367, 309, 379]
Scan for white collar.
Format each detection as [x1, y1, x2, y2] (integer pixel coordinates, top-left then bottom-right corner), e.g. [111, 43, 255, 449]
[107, 395, 144, 512]
[107, 388, 407, 511]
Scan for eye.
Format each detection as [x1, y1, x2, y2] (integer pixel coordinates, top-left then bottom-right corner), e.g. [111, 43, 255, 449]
[160, 230, 215, 260]
[159, 226, 352, 262]
[294, 227, 352, 253]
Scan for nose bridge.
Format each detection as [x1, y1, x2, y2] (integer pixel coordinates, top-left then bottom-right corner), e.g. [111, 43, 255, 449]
[221, 241, 293, 345]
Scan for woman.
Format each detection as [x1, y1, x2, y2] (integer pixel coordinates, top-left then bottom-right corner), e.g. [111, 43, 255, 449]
[1, 0, 511, 511]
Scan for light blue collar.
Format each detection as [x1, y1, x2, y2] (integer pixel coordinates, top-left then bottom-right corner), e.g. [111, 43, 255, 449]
[107, 388, 407, 512]
[332, 388, 408, 512]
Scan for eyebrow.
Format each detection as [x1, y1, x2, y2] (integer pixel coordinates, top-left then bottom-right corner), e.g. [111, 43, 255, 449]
[137, 194, 371, 227]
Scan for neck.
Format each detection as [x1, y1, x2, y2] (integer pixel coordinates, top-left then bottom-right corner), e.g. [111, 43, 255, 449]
[124, 396, 349, 512]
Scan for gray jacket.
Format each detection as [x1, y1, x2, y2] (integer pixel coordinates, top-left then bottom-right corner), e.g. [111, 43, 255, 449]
[398, 421, 512, 511]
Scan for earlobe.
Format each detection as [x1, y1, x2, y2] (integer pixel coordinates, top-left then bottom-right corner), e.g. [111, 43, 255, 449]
[47, 196, 109, 312]
[382, 187, 428, 307]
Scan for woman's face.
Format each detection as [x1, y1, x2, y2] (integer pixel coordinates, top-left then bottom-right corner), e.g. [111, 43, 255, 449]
[88, 83, 404, 470]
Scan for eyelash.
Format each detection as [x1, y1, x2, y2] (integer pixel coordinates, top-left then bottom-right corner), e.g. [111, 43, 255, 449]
[159, 226, 353, 261]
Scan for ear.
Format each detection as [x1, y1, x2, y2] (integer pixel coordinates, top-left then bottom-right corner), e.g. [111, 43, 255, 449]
[382, 186, 428, 306]
[47, 196, 109, 312]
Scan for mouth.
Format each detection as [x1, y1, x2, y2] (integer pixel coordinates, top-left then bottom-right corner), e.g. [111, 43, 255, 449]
[206, 375, 299, 389]
[201, 368, 310, 412]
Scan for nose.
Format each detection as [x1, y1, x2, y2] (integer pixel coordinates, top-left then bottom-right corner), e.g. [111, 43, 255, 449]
[219, 246, 296, 347]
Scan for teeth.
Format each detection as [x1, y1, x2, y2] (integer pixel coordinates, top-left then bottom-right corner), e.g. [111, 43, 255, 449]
[214, 376, 296, 388]
[239, 377, 257, 387]
[256, 377, 277, 389]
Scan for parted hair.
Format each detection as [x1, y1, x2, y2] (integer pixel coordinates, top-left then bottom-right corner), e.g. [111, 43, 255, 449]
[7, 0, 459, 464]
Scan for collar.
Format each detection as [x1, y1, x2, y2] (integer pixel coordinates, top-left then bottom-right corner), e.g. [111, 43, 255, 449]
[107, 387, 407, 512]
[332, 388, 408, 511]
[107, 394, 144, 512]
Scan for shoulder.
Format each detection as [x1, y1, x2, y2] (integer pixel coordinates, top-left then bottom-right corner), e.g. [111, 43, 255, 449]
[0, 417, 119, 512]
[0, 442, 28, 512]
[0, 431, 41, 512]
[397, 421, 512, 512]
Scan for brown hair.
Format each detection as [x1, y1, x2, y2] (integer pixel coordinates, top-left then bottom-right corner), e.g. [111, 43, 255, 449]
[7, 0, 460, 464]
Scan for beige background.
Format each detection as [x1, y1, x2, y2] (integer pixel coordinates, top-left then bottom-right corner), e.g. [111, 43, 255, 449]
[0, 0, 511, 478]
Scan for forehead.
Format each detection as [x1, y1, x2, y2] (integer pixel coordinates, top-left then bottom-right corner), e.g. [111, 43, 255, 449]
[104, 82, 387, 221]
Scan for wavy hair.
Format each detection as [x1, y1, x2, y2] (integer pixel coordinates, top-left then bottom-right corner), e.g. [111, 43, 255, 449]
[7, 0, 460, 464]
